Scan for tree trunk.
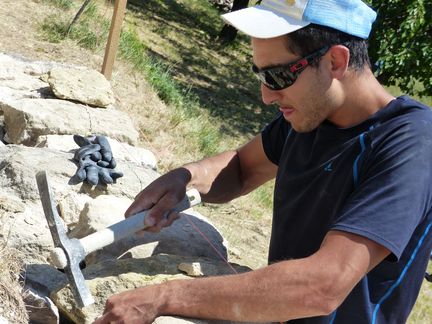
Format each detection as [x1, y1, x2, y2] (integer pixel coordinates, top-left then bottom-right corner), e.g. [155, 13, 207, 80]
[218, 0, 249, 43]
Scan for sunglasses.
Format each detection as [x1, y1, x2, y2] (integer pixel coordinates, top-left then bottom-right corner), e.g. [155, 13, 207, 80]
[252, 46, 330, 91]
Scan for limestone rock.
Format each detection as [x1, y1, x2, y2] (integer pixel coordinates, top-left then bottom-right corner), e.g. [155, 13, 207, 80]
[69, 195, 133, 238]
[57, 191, 93, 228]
[0, 145, 159, 264]
[51, 254, 252, 324]
[36, 134, 157, 169]
[23, 263, 67, 297]
[178, 262, 204, 277]
[0, 53, 79, 104]
[0, 193, 26, 213]
[1, 202, 53, 264]
[83, 209, 228, 266]
[48, 67, 115, 107]
[35, 134, 77, 152]
[0, 145, 158, 202]
[23, 288, 59, 324]
[2, 98, 139, 145]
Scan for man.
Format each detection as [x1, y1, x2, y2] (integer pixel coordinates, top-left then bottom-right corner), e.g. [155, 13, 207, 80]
[94, 0, 432, 323]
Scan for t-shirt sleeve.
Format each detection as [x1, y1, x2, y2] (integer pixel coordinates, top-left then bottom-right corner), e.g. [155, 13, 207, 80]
[261, 113, 291, 165]
[330, 115, 432, 260]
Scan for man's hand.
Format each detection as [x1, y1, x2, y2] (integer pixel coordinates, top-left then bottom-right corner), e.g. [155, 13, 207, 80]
[93, 286, 161, 324]
[125, 168, 192, 233]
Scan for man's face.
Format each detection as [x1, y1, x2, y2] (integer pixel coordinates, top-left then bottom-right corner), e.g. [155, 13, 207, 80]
[252, 36, 338, 132]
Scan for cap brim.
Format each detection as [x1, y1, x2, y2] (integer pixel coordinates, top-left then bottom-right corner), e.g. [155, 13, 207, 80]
[221, 6, 310, 39]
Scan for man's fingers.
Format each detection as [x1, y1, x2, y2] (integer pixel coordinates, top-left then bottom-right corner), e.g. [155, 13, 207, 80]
[146, 192, 183, 223]
[163, 211, 181, 227]
[125, 189, 158, 217]
[136, 211, 181, 234]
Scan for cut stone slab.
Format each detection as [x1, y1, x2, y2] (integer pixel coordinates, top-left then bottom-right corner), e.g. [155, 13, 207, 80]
[1, 201, 54, 264]
[2, 98, 139, 145]
[0, 53, 69, 104]
[65, 192, 227, 266]
[69, 195, 133, 238]
[51, 254, 256, 324]
[23, 288, 59, 324]
[0, 144, 158, 204]
[36, 134, 157, 169]
[47, 67, 115, 107]
[0, 145, 159, 264]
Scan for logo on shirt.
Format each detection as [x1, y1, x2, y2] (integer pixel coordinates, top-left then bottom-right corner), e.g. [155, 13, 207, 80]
[324, 162, 333, 172]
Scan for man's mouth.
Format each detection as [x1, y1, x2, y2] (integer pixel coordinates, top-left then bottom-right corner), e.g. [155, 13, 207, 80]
[279, 106, 295, 116]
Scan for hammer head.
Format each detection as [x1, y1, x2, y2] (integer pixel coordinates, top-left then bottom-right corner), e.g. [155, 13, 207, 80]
[36, 170, 94, 307]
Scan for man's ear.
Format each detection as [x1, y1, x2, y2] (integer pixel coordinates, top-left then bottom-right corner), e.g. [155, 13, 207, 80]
[328, 45, 350, 79]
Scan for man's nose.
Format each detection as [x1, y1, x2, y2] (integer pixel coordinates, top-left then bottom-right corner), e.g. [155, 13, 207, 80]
[261, 83, 281, 105]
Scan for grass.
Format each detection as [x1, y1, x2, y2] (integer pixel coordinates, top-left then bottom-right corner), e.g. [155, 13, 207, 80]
[37, 0, 432, 320]
[39, 0, 231, 162]
[43, 0, 74, 9]
[0, 238, 28, 323]
[409, 262, 432, 323]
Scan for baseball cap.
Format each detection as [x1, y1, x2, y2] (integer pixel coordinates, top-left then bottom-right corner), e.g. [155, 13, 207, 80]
[221, 0, 377, 39]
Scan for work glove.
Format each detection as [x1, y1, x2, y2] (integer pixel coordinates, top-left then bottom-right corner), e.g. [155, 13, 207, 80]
[71, 135, 123, 186]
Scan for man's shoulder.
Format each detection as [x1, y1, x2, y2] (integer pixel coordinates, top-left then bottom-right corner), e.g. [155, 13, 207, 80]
[377, 96, 432, 133]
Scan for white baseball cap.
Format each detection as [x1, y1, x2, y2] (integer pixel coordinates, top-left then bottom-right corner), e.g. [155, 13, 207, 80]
[221, 0, 377, 39]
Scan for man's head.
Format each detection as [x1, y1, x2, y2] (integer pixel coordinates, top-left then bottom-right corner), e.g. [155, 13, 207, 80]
[222, 0, 378, 132]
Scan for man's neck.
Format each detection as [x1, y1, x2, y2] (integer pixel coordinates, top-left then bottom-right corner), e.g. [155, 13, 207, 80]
[327, 70, 395, 128]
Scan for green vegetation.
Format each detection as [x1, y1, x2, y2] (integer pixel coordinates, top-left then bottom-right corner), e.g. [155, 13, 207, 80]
[367, 0, 432, 98]
[43, 0, 74, 9]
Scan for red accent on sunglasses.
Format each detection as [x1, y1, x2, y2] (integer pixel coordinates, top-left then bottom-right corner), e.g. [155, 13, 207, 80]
[290, 58, 308, 73]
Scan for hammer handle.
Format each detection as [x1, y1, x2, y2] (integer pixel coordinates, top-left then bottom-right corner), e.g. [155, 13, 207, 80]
[80, 189, 201, 255]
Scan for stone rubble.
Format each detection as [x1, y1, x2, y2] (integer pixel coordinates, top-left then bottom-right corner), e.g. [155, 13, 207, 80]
[0, 53, 258, 324]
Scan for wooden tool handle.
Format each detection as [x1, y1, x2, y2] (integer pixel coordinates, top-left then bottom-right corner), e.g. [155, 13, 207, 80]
[80, 189, 201, 255]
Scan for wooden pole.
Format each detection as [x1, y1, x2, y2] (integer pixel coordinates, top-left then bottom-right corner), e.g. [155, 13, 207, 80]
[101, 0, 128, 80]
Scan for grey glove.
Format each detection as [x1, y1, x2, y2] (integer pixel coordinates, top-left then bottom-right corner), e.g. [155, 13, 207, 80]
[71, 135, 123, 185]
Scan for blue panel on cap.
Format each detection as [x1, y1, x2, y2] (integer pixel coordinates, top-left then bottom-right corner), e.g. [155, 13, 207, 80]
[303, 0, 377, 38]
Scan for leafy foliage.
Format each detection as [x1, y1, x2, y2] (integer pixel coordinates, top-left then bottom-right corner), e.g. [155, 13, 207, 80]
[367, 0, 432, 96]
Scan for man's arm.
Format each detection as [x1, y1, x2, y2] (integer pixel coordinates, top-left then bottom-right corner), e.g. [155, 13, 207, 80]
[94, 231, 390, 323]
[125, 134, 277, 225]
[185, 134, 278, 202]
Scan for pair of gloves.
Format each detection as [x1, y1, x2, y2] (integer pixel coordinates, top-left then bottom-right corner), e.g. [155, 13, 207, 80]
[71, 135, 123, 186]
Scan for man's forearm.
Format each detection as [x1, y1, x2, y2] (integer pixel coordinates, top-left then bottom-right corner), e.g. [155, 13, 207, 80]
[156, 258, 341, 322]
[182, 150, 245, 203]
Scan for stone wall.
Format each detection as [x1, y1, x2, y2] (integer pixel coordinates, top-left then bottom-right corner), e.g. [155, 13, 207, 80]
[0, 53, 253, 324]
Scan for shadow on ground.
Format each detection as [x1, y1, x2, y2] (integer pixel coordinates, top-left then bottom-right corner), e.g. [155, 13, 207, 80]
[126, 0, 279, 138]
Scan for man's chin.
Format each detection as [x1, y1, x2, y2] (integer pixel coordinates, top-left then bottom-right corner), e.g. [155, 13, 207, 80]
[290, 121, 319, 133]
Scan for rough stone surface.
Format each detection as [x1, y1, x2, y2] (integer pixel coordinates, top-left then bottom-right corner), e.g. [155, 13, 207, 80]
[83, 209, 228, 266]
[178, 262, 204, 277]
[1, 98, 139, 145]
[0, 53, 67, 104]
[23, 288, 59, 324]
[69, 195, 133, 238]
[48, 67, 115, 107]
[36, 134, 157, 169]
[57, 191, 93, 228]
[0, 54, 251, 324]
[0, 145, 160, 264]
[23, 263, 67, 297]
[52, 254, 256, 324]
[0, 145, 158, 202]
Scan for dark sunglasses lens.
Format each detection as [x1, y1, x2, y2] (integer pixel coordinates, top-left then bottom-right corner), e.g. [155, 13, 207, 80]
[252, 65, 296, 90]
[261, 69, 295, 90]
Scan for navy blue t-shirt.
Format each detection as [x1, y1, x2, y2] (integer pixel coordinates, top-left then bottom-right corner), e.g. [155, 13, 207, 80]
[261, 96, 432, 323]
